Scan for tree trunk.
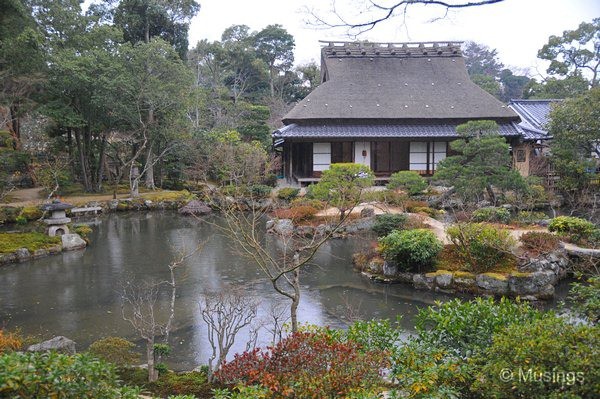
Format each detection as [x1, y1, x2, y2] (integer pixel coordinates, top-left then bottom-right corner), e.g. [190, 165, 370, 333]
[290, 268, 300, 332]
[74, 130, 92, 192]
[8, 104, 21, 149]
[486, 184, 497, 205]
[144, 144, 156, 189]
[94, 134, 107, 192]
[146, 338, 158, 382]
[269, 66, 275, 99]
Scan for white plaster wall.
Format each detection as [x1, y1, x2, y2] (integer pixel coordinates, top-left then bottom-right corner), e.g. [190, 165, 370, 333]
[354, 141, 371, 167]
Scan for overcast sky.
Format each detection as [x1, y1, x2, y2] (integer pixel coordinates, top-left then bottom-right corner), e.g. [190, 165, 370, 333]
[188, 0, 600, 78]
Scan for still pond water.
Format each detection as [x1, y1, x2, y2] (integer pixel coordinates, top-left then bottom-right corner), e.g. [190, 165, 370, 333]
[0, 212, 569, 370]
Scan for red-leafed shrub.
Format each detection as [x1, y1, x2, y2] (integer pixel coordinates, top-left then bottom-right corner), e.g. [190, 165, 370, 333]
[215, 331, 388, 397]
[272, 206, 318, 223]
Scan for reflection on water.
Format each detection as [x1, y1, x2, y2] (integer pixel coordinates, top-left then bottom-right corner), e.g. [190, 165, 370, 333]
[0, 212, 569, 370]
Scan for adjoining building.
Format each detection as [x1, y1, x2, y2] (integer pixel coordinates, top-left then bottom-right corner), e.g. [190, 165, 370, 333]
[273, 41, 535, 185]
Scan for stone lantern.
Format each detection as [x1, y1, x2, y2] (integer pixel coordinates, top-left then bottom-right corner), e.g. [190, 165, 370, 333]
[41, 200, 73, 237]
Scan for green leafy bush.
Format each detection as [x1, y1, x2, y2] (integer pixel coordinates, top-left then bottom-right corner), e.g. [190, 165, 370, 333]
[519, 231, 561, 256]
[379, 229, 443, 272]
[515, 210, 547, 225]
[372, 213, 408, 237]
[289, 197, 327, 210]
[548, 216, 596, 244]
[387, 171, 428, 195]
[88, 337, 139, 367]
[472, 206, 511, 224]
[0, 351, 140, 398]
[446, 223, 516, 273]
[345, 318, 402, 353]
[415, 297, 543, 357]
[20, 206, 43, 221]
[248, 184, 272, 198]
[472, 316, 600, 398]
[276, 187, 300, 201]
[15, 215, 27, 225]
[213, 385, 272, 399]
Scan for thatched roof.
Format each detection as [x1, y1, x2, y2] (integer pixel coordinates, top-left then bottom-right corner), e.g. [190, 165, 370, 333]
[282, 41, 519, 125]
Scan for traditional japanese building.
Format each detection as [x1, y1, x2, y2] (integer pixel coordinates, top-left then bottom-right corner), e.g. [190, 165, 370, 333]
[508, 99, 560, 176]
[273, 41, 525, 184]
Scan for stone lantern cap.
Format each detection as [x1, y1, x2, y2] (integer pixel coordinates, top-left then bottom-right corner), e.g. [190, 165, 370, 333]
[40, 200, 74, 212]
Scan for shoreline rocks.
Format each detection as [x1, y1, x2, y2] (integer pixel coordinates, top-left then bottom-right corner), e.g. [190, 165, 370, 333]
[0, 236, 85, 266]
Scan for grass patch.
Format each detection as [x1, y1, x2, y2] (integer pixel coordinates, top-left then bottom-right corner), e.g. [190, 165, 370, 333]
[436, 244, 517, 274]
[453, 271, 476, 279]
[0, 232, 60, 254]
[118, 368, 215, 399]
[141, 190, 195, 202]
[481, 272, 509, 281]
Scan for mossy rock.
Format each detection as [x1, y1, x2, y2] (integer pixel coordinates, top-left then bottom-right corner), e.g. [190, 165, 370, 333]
[0, 232, 61, 254]
[481, 272, 508, 281]
[453, 271, 476, 279]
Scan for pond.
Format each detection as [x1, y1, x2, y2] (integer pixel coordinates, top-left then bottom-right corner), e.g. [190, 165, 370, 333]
[0, 212, 570, 370]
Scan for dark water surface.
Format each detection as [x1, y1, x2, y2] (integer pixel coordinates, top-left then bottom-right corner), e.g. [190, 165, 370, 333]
[0, 212, 569, 370]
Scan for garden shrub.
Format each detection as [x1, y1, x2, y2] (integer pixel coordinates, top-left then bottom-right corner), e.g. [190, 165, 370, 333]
[345, 318, 403, 353]
[515, 210, 547, 225]
[0, 206, 21, 224]
[403, 200, 428, 212]
[372, 213, 408, 237]
[152, 371, 212, 398]
[472, 206, 511, 224]
[387, 171, 428, 195]
[548, 216, 596, 244]
[276, 187, 299, 201]
[248, 184, 273, 198]
[446, 223, 516, 273]
[472, 315, 600, 398]
[73, 225, 93, 240]
[379, 229, 443, 272]
[88, 337, 139, 367]
[414, 297, 543, 357]
[272, 205, 318, 223]
[391, 339, 466, 399]
[0, 351, 140, 398]
[0, 329, 22, 353]
[15, 215, 27, 225]
[215, 331, 388, 398]
[20, 206, 43, 221]
[519, 231, 561, 256]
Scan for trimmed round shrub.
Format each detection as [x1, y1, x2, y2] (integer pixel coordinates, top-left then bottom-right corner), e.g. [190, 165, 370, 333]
[88, 336, 139, 367]
[372, 213, 408, 237]
[472, 206, 511, 224]
[378, 229, 443, 272]
[446, 223, 516, 273]
[515, 210, 547, 225]
[519, 231, 560, 256]
[387, 171, 428, 195]
[0, 351, 140, 398]
[548, 216, 596, 244]
[276, 187, 300, 201]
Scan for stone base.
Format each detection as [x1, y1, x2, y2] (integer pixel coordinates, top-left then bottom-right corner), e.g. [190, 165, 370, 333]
[48, 225, 69, 237]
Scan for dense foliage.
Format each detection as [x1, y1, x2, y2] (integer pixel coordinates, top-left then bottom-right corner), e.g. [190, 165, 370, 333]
[88, 337, 139, 367]
[372, 213, 409, 237]
[311, 163, 374, 220]
[386, 171, 428, 195]
[548, 216, 596, 244]
[216, 330, 389, 397]
[446, 223, 516, 273]
[0, 352, 139, 398]
[472, 206, 511, 224]
[379, 229, 443, 272]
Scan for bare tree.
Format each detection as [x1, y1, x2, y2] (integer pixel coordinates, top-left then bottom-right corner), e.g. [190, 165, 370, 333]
[120, 248, 195, 382]
[209, 189, 360, 332]
[200, 289, 258, 382]
[305, 0, 506, 35]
